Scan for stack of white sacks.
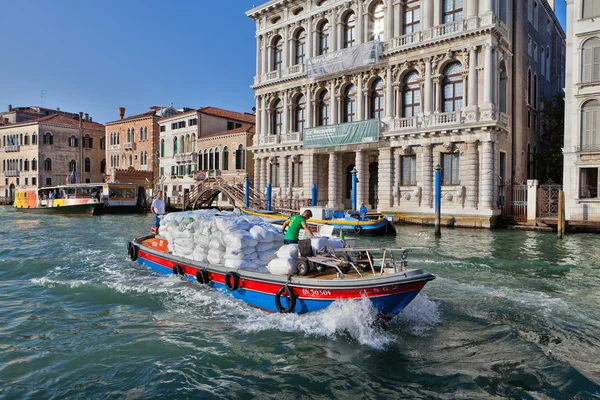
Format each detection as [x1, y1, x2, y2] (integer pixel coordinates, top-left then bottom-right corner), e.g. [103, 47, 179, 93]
[157, 210, 299, 275]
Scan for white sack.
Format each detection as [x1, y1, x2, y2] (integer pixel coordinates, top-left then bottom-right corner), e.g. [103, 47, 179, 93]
[267, 258, 297, 275]
[276, 244, 298, 260]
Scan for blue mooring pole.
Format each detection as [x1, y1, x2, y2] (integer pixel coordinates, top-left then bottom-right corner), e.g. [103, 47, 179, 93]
[311, 183, 317, 207]
[245, 173, 250, 208]
[434, 164, 441, 236]
[351, 167, 358, 211]
[266, 184, 272, 211]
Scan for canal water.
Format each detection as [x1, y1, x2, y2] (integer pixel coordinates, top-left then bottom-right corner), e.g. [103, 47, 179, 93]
[0, 207, 599, 399]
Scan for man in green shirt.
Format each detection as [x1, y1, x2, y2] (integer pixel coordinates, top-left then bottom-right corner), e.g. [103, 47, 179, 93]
[282, 210, 314, 244]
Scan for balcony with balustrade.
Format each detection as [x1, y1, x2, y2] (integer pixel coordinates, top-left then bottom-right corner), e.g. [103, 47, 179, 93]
[254, 64, 306, 86]
[174, 152, 196, 163]
[4, 145, 19, 152]
[124, 142, 134, 150]
[5, 170, 19, 177]
[110, 144, 120, 151]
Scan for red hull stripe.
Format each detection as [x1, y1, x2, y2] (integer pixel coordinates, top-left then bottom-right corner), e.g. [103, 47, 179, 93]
[140, 250, 428, 300]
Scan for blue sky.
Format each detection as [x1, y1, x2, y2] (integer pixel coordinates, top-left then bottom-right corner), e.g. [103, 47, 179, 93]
[0, 1, 566, 124]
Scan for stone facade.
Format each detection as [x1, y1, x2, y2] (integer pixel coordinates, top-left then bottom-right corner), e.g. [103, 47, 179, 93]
[247, 0, 564, 227]
[105, 105, 178, 191]
[563, 0, 600, 222]
[0, 114, 105, 199]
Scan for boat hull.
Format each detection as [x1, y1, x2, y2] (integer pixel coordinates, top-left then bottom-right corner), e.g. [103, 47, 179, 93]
[134, 238, 434, 317]
[14, 203, 100, 216]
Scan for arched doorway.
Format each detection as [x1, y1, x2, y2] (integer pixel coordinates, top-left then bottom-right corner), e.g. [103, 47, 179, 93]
[345, 164, 355, 200]
[368, 162, 378, 209]
[9, 184, 15, 201]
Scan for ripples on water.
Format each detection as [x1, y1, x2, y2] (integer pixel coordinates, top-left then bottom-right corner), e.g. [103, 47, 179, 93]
[0, 206, 599, 398]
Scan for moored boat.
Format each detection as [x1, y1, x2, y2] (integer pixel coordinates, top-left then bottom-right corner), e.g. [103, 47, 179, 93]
[240, 207, 394, 236]
[14, 186, 101, 215]
[128, 233, 435, 318]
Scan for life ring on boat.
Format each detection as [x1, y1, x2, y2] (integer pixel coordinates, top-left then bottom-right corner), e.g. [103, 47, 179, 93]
[224, 271, 240, 291]
[172, 264, 185, 276]
[353, 225, 364, 235]
[196, 268, 210, 284]
[128, 243, 138, 261]
[275, 285, 297, 313]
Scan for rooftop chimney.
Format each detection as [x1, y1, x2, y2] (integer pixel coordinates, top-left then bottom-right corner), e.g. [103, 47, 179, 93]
[8, 104, 12, 112]
[118, 107, 126, 120]
[79, 112, 83, 129]
[84, 113, 89, 121]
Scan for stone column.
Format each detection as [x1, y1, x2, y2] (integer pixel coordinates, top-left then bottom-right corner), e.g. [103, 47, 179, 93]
[433, 76, 441, 113]
[305, 85, 313, 128]
[337, 21, 343, 50]
[280, 155, 288, 198]
[424, 59, 433, 114]
[266, 157, 272, 185]
[256, 35, 262, 77]
[306, 17, 313, 59]
[465, 141, 479, 210]
[468, 47, 478, 107]
[330, 81, 338, 124]
[255, 96, 262, 145]
[394, 1, 402, 37]
[260, 157, 268, 194]
[385, 0, 394, 41]
[330, 12, 337, 52]
[386, 67, 394, 118]
[303, 152, 315, 199]
[283, 92, 289, 134]
[356, 4, 364, 45]
[480, 141, 494, 209]
[266, 38, 272, 73]
[282, 28, 289, 70]
[357, 74, 364, 120]
[393, 147, 401, 207]
[467, 0, 478, 17]
[421, 144, 433, 208]
[378, 147, 393, 209]
[483, 43, 495, 105]
[422, 0, 432, 30]
[261, 36, 268, 76]
[261, 101, 268, 136]
[355, 150, 365, 208]
[254, 157, 261, 193]
[288, 155, 295, 197]
[328, 153, 339, 208]
[482, 0, 494, 13]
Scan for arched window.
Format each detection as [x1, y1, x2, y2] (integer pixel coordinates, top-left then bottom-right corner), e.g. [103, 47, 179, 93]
[24, 134, 29, 145]
[295, 29, 306, 65]
[44, 132, 53, 145]
[44, 158, 52, 171]
[129, 155, 132, 166]
[203, 149, 209, 170]
[583, 38, 600, 83]
[273, 99, 283, 135]
[371, 2, 385, 40]
[122, 154, 126, 166]
[69, 136, 78, 147]
[582, 100, 600, 150]
[126, 128, 131, 143]
[173, 137, 178, 154]
[144, 126, 148, 140]
[160, 139, 165, 157]
[101, 159, 106, 174]
[343, 85, 356, 123]
[69, 160, 76, 172]
[215, 147, 220, 170]
[32, 159, 37, 171]
[273, 36, 283, 71]
[533, 74, 538, 109]
[235, 144, 245, 170]
[19, 159, 22, 171]
[19, 134, 23, 145]
[116, 132, 120, 144]
[442, 63, 464, 112]
[139, 127, 144, 140]
[295, 95, 306, 132]
[318, 90, 330, 126]
[343, 12, 356, 48]
[403, 72, 421, 117]
[24, 159, 29, 171]
[140, 151, 144, 165]
[85, 157, 91, 173]
[223, 146, 229, 171]
[499, 63, 508, 114]
[443, 0, 463, 23]
[370, 78, 385, 119]
[32, 134, 37, 145]
[100, 137, 105, 150]
[404, 0, 421, 34]
[209, 149, 214, 170]
[318, 21, 329, 55]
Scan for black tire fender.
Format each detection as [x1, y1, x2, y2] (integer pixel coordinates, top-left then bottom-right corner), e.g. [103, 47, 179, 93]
[128, 244, 138, 261]
[354, 225, 363, 235]
[172, 264, 184, 276]
[196, 268, 210, 284]
[224, 271, 240, 291]
[275, 285, 297, 313]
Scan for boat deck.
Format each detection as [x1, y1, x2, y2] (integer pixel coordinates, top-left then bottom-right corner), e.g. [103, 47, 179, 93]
[141, 237, 396, 280]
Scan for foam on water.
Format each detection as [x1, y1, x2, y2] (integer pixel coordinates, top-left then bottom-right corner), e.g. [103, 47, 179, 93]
[395, 294, 441, 336]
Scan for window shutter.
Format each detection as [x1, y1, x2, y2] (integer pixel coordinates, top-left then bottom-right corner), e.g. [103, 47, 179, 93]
[452, 153, 460, 184]
[593, 109, 600, 145]
[583, 47, 592, 82]
[410, 156, 417, 185]
[593, 46, 600, 82]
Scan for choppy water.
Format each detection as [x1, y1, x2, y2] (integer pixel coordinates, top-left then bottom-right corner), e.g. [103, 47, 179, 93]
[0, 207, 599, 399]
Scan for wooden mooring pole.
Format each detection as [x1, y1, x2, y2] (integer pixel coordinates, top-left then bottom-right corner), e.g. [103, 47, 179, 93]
[434, 164, 441, 237]
[557, 190, 565, 239]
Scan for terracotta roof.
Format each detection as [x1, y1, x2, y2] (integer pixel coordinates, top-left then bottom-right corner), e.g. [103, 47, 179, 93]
[199, 124, 255, 140]
[158, 108, 198, 122]
[0, 114, 104, 131]
[198, 107, 255, 124]
[105, 110, 158, 125]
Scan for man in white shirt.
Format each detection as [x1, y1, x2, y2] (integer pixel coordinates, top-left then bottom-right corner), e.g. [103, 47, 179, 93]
[151, 191, 166, 234]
